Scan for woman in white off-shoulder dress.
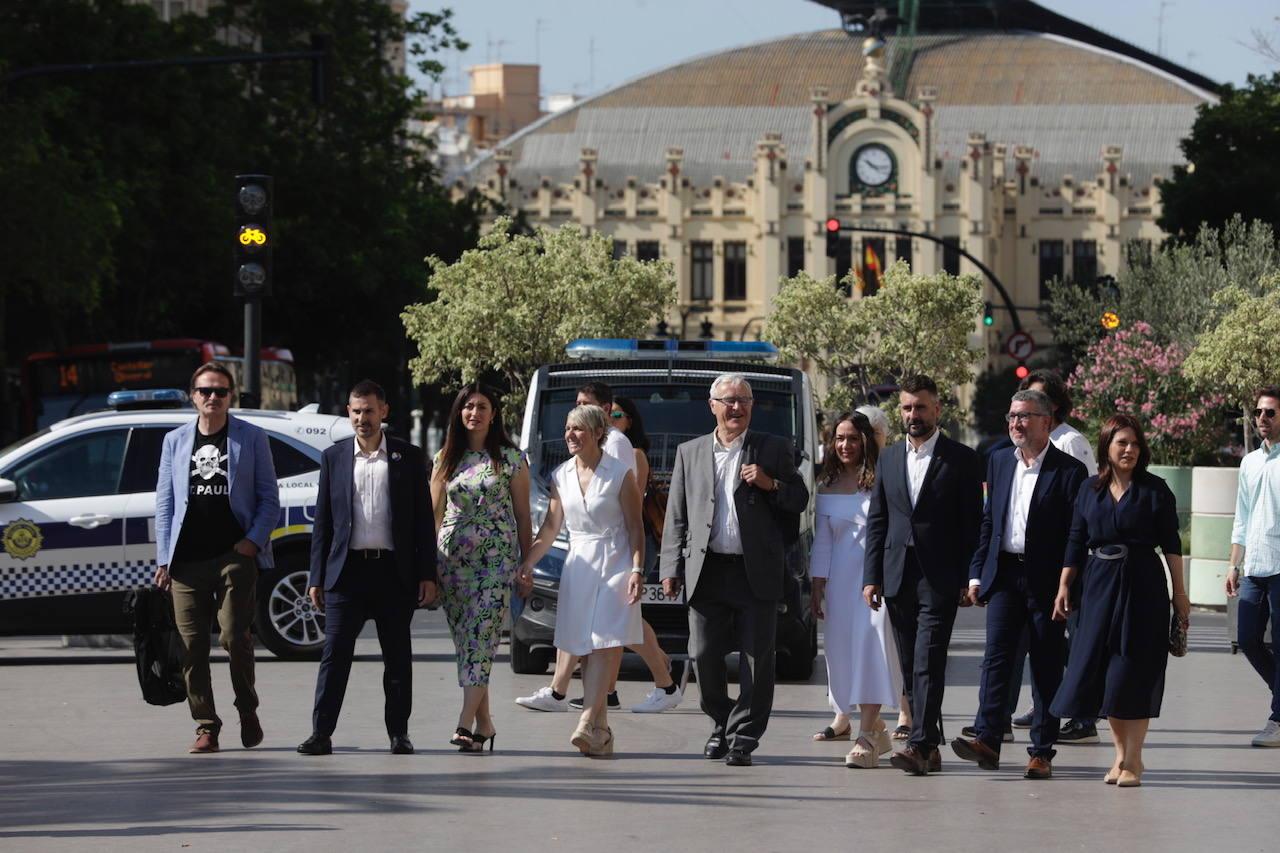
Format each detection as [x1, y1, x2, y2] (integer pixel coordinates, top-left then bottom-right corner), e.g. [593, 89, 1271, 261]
[811, 411, 901, 768]
[519, 405, 644, 757]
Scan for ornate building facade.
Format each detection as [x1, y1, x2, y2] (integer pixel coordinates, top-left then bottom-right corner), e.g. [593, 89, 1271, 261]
[459, 9, 1215, 372]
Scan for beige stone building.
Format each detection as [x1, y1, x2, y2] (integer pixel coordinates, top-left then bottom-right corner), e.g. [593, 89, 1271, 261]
[459, 10, 1216, 374]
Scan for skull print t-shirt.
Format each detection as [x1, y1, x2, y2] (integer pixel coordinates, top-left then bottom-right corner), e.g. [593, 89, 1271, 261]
[173, 424, 245, 563]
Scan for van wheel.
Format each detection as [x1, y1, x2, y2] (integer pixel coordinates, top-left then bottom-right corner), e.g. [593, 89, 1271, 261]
[256, 562, 325, 660]
[510, 635, 552, 674]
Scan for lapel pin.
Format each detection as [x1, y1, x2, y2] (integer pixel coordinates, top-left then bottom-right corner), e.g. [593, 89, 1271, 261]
[391, 451, 402, 461]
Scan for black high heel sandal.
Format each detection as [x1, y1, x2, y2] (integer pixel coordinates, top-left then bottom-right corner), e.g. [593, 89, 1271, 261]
[449, 727, 475, 750]
[467, 731, 497, 753]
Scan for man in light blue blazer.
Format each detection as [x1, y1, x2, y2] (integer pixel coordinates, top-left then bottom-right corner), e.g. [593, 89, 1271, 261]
[154, 362, 279, 754]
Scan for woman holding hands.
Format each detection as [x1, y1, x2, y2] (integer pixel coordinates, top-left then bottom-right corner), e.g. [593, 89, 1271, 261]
[519, 404, 645, 756]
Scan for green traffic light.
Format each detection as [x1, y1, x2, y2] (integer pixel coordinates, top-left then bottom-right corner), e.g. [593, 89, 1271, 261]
[983, 314, 994, 326]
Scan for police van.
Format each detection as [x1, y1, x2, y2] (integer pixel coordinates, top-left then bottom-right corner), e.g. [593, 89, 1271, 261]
[0, 391, 350, 658]
[510, 338, 820, 680]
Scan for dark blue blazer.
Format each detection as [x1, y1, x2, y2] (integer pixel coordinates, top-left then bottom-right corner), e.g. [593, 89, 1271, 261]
[307, 435, 436, 593]
[969, 443, 1087, 602]
[864, 432, 983, 597]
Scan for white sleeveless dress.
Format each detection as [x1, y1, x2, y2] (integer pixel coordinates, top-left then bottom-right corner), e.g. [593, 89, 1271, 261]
[552, 454, 643, 656]
[811, 492, 901, 712]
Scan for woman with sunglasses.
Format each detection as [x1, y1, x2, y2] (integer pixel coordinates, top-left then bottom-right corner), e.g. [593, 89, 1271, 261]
[810, 412, 900, 767]
[1050, 414, 1189, 787]
[431, 384, 533, 753]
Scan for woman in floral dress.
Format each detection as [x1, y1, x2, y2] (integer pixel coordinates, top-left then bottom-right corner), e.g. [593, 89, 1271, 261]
[432, 384, 533, 752]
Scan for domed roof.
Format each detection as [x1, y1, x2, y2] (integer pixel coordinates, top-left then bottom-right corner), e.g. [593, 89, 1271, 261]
[470, 28, 1214, 189]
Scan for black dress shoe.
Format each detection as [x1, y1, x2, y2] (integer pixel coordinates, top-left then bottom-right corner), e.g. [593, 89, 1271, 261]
[725, 748, 752, 767]
[704, 734, 729, 760]
[390, 734, 414, 755]
[297, 734, 332, 755]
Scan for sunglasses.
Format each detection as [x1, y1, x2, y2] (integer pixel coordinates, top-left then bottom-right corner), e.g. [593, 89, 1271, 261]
[194, 386, 231, 399]
[610, 410, 626, 419]
[1255, 408, 1277, 420]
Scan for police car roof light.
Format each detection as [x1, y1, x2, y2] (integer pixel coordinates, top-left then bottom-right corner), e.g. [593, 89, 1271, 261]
[565, 338, 778, 362]
[107, 389, 190, 409]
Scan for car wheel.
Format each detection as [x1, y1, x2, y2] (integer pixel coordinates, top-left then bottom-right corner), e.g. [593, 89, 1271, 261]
[255, 562, 325, 659]
[509, 635, 552, 674]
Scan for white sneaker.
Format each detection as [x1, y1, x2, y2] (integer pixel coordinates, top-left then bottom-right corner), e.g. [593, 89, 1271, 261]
[515, 686, 568, 712]
[1251, 720, 1280, 747]
[630, 686, 683, 713]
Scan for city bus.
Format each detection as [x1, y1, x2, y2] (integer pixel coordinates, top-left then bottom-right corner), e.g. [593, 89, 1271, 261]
[20, 339, 298, 435]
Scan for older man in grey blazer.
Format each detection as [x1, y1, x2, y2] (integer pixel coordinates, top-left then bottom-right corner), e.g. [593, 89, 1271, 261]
[660, 373, 809, 766]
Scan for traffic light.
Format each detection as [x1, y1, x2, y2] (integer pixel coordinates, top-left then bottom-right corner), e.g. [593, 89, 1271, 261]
[825, 217, 840, 258]
[983, 301, 995, 326]
[234, 174, 273, 298]
[1015, 362, 1030, 380]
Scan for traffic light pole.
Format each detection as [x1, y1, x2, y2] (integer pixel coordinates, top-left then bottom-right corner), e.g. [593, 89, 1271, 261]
[831, 224, 1024, 332]
[242, 298, 262, 409]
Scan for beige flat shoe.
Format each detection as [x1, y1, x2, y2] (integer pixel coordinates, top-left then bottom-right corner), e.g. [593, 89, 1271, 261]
[588, 725, 614, 757]
[1104, 763, 1122, 784]
[1117, 763, 1144, 788]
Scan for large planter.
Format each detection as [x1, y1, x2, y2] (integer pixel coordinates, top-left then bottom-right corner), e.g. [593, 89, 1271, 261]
[1188, 466, 1239, 608]
[1150, 464, 1192, 552]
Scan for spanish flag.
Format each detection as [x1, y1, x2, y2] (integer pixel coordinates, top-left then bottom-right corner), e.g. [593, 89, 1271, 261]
[862, 243, 883, 295]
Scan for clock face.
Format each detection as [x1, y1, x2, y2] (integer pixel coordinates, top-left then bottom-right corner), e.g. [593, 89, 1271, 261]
[854, 144, 895, 188]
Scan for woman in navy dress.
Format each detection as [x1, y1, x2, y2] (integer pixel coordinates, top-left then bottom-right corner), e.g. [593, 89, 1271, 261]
[1050, 414, 1190, 788]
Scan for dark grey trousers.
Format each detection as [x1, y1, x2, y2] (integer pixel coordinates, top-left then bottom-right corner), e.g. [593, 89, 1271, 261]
[688, 554, 777, 754]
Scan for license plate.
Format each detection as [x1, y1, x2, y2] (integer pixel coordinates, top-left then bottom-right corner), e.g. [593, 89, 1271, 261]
[641, 583, 685, 605]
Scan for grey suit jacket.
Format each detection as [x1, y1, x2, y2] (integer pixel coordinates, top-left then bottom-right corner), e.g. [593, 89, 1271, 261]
[659, 430, 809, 602]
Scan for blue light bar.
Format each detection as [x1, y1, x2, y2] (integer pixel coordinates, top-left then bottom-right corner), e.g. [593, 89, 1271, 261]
[107, 389, 190, 409]
[565, 338, 778, 362]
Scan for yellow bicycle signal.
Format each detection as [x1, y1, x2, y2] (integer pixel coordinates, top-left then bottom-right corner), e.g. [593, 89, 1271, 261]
[239, 226, 268, 247]
[1100, 311, 1120, 330]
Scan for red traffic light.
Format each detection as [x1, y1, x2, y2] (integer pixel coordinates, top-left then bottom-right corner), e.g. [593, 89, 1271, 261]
[825, 217, 841, 233]
[1014, 363, 1030, 380]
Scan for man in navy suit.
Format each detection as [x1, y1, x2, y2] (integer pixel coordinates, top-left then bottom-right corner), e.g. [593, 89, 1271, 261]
[863, 375, 983, 776]
[951, 389, 1087, 778]
[297, 380, 436, 755]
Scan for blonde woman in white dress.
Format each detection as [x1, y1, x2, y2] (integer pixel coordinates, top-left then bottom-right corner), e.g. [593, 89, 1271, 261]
[811, 412, 901, 768]
[518, 405, 644, 756]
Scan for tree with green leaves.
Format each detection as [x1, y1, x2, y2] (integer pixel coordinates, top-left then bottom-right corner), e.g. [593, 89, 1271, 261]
[1158, 72, 1280, 243]
[765, 261, 984, 417]
[402, 218, 677, 422]
[0, 0, 477, 431]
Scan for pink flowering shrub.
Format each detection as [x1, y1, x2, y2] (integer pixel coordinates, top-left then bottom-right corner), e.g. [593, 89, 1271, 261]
[1069, 322, 1228, 465]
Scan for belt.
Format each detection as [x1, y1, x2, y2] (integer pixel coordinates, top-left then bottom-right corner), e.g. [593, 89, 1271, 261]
[350, 548, 393, 560]
[999, 551, 1026, 562]
[706, 551, 745, 562]
[1094, 544, 1129, 561]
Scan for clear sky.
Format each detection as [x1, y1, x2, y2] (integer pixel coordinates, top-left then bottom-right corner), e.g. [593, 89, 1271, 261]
[410, 0, 1277, 98]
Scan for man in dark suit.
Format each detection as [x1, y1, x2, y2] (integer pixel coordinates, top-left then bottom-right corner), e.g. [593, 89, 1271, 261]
[660, 373, 809, 767]
[297, 380, 436, 756]
[951, 389, 1088, 778]
[863, 374, 983, 775]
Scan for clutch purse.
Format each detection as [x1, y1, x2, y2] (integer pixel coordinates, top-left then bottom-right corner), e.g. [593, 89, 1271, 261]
[1169, 612, 1188, 657]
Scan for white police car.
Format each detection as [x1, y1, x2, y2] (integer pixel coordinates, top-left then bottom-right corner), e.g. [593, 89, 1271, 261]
[0, 391, 352, 658]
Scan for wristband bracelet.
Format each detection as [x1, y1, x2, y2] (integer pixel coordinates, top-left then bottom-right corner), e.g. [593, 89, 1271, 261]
[630, 568, 645, 574]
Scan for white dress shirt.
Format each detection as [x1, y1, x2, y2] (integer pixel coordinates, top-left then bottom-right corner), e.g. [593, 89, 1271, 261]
[904, 430, 940, 546]
[1003, 442, 1049, 555]
[709, 430, 746, 555]
[350, 434, 394, 551]
[1050, 422, 1097, 476]
[603, 426, 637, 477]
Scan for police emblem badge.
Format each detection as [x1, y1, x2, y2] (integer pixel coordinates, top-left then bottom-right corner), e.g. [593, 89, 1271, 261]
[2, 518, 43, 560]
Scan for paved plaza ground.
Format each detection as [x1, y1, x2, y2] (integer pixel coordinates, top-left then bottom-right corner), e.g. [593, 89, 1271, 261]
[1, 606, 1276, 853]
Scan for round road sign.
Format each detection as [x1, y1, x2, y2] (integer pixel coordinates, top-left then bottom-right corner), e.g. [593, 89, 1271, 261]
[1004, 330, 1035, 361]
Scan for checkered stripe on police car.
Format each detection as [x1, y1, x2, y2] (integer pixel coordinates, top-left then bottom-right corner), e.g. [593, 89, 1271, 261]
[0, 560, 156, 599]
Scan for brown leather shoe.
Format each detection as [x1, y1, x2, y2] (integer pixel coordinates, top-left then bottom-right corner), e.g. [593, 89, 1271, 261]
[189, 728, 220, 754]
[929, 748, 942, 773]
[1025, 755, 1053, 779]
[951, 736, 1000, 770]
[240, 712, 263, 749]
[889, 746, 931, 776]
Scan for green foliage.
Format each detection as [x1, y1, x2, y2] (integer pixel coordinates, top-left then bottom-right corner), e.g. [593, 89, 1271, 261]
[0, 0, 477, 417]
[1043, 218, 1279, 370]
[1158, 72, 1280, 242]
[1184, 272, 1280, 409]
[402, 218, 677, 420]
[765, 260, 983, 417]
